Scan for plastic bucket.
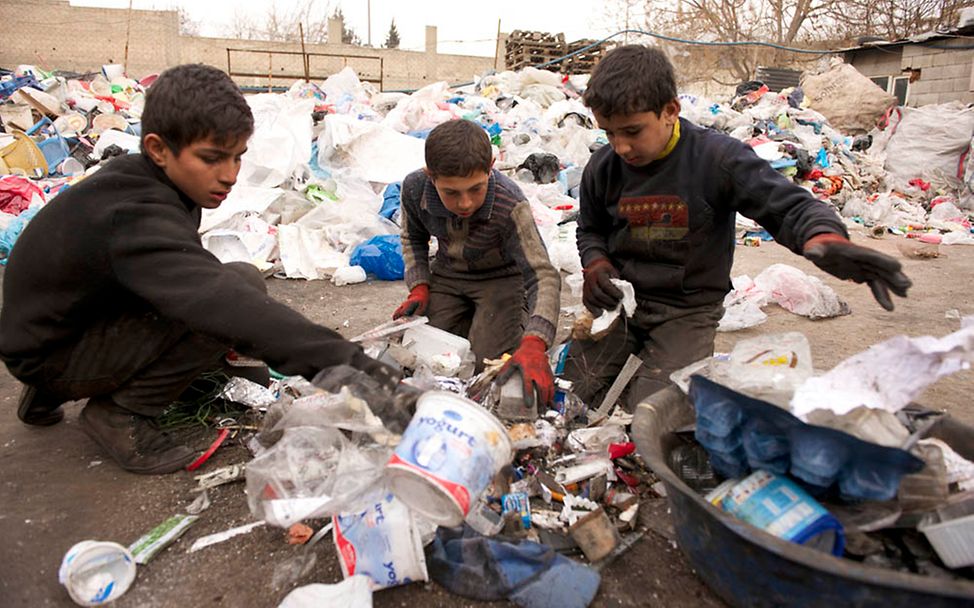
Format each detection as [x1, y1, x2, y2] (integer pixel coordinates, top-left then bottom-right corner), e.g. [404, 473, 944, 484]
[333, 493, 428, 589]
[58, 540, 136, 606]
[386, 391, 512, 526]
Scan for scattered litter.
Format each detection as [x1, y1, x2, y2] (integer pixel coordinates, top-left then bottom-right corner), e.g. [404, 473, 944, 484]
[194, 463, 247, 491]
[286, 523, 314, 545]
[185, 491, 211, 515]
[188, 521, 265, 553]
[129, 515, 199, 564]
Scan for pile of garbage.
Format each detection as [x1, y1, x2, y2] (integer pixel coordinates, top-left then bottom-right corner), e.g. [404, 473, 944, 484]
[4, 58, 973, 283]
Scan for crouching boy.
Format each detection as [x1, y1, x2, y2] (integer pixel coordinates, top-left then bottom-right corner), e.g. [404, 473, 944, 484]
[563, 45, 912, 411]
[0, 64, 399, 474]
[394, 119, 562, 408]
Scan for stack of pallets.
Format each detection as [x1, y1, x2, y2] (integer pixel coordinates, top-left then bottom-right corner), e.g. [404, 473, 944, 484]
[559, 39, 605, 75]
[505, 30, 566, 72]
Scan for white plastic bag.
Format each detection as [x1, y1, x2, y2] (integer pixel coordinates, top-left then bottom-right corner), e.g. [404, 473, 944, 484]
[239, 94, 315, 188]
[246, 426, 389, 527]
[885, 102, 974, 191]
[753, 263, 851, 319]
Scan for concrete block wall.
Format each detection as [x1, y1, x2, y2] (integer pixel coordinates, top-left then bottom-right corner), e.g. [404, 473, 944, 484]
[0, 0, 493, 92]
[902, 40, 974, 106]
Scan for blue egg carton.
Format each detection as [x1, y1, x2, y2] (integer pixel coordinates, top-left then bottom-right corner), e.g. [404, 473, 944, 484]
[689, 375, 924, 501]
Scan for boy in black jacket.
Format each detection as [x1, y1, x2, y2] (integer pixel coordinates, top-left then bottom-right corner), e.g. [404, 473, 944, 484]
[0, 65, 399, 474]
[564, 45, 912, 411]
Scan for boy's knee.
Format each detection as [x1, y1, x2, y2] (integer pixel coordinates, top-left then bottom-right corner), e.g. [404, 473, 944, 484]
[223, 262, 267, 294]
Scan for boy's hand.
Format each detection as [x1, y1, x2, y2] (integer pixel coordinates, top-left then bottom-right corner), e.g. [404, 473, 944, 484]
[495, 336, 554, 410]
[393, 284, 430, 319]
[803, 233, 912, 311]
[582, 257, 623, 314]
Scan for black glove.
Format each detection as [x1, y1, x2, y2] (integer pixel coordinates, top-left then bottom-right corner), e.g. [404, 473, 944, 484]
[803, 233, 912, 311]
[312, 363, 415, 434]
[582, 257, 623, 314]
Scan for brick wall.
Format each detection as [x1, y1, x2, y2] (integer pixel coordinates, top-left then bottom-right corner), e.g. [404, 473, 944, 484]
[0, 0, 493, 91]
[847, 41, 974, 107]
[902, 39, 974, 106]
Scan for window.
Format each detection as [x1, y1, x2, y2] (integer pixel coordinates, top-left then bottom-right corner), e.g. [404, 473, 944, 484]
[892, 76, 909, 106]
[870, 76, 890, 90]
[869, 75, 908, 106]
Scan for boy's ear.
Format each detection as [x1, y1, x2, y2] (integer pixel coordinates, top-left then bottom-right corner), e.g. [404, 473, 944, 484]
[142, 133, 171, 168]
[423, 166, 435, 184]
[662, 99, 682, 124]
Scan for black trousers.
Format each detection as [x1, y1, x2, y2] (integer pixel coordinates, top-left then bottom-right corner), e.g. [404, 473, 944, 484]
[33, 262, 266, 417]
[425, 273, 527, 371]
[563, 299, 724, 412]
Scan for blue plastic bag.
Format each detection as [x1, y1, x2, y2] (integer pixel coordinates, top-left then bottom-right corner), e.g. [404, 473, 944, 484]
[348, 235, 404, 280]
[0, 206, 41, 264]
[379, 182, 402, 221]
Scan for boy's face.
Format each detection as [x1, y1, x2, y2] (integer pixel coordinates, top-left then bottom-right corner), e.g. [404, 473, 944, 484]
[428, 169, 491, 219]
[144, 134, 249, 208]
[593, 100, 681, 167]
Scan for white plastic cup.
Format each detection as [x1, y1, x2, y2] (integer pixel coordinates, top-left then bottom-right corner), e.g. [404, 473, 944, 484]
[59, 158, 85, 176]
[58, 540, 136, 606]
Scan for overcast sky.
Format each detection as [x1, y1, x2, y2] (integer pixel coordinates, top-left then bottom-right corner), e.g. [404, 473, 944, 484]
[71, 0, 623, 56]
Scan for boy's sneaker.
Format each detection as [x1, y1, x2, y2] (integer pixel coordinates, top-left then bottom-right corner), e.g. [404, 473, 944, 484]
[16, 384, 65, 426]
[79, 397, 196, 475]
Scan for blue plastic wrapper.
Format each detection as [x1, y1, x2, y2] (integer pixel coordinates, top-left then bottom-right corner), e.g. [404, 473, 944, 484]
[689, 375, 924, 501]
[348, 234, 404, 281]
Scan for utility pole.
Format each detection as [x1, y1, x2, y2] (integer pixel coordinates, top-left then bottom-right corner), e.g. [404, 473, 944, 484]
[367, 0, 372, 46]
[123, 0, 133, 73]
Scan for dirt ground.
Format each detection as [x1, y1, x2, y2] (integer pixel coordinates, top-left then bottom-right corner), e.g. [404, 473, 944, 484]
[1, 229, 971, 608]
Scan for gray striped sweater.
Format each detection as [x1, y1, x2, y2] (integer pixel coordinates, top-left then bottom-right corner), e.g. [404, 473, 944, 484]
[399, 168, 560, 346]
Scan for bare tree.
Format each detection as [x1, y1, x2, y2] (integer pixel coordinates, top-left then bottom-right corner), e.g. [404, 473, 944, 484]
[826, 0, 973, 41]
[177, 7, 200, 37]
[601, 0, 970, 86]
[221, 0, 333, 43]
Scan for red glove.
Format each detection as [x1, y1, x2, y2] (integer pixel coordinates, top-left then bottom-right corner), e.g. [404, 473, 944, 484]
[496, 336, 554, 410]
[582, 257, 622, 314]
[803, 232, 911, 311]
[392, 284, 430, 319]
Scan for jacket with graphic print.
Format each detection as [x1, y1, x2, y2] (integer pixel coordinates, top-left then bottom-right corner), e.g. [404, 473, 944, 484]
[577, 117, 848, 307]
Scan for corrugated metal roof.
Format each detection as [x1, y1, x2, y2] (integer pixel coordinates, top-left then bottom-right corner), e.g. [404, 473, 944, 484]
[754, 66, 802, 92]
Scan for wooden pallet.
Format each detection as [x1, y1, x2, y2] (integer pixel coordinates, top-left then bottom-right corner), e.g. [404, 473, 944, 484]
[505, 31, 608, 74]
[505, 30, 567, 71]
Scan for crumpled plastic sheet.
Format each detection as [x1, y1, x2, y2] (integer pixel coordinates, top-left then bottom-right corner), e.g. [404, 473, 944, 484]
[239, 94, 315, 189]
[753, 263, 851, 320]
[0, 175, 45, 215]
[277, 575, 372, 608]
[245, 425, 390, 527]
[791, 316, 974, 420]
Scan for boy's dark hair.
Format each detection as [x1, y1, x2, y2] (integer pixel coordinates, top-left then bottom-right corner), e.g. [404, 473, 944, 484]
[583, 45, 678, 118]
[425, 119, 492, 178]
[140, 64, 254, 154]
